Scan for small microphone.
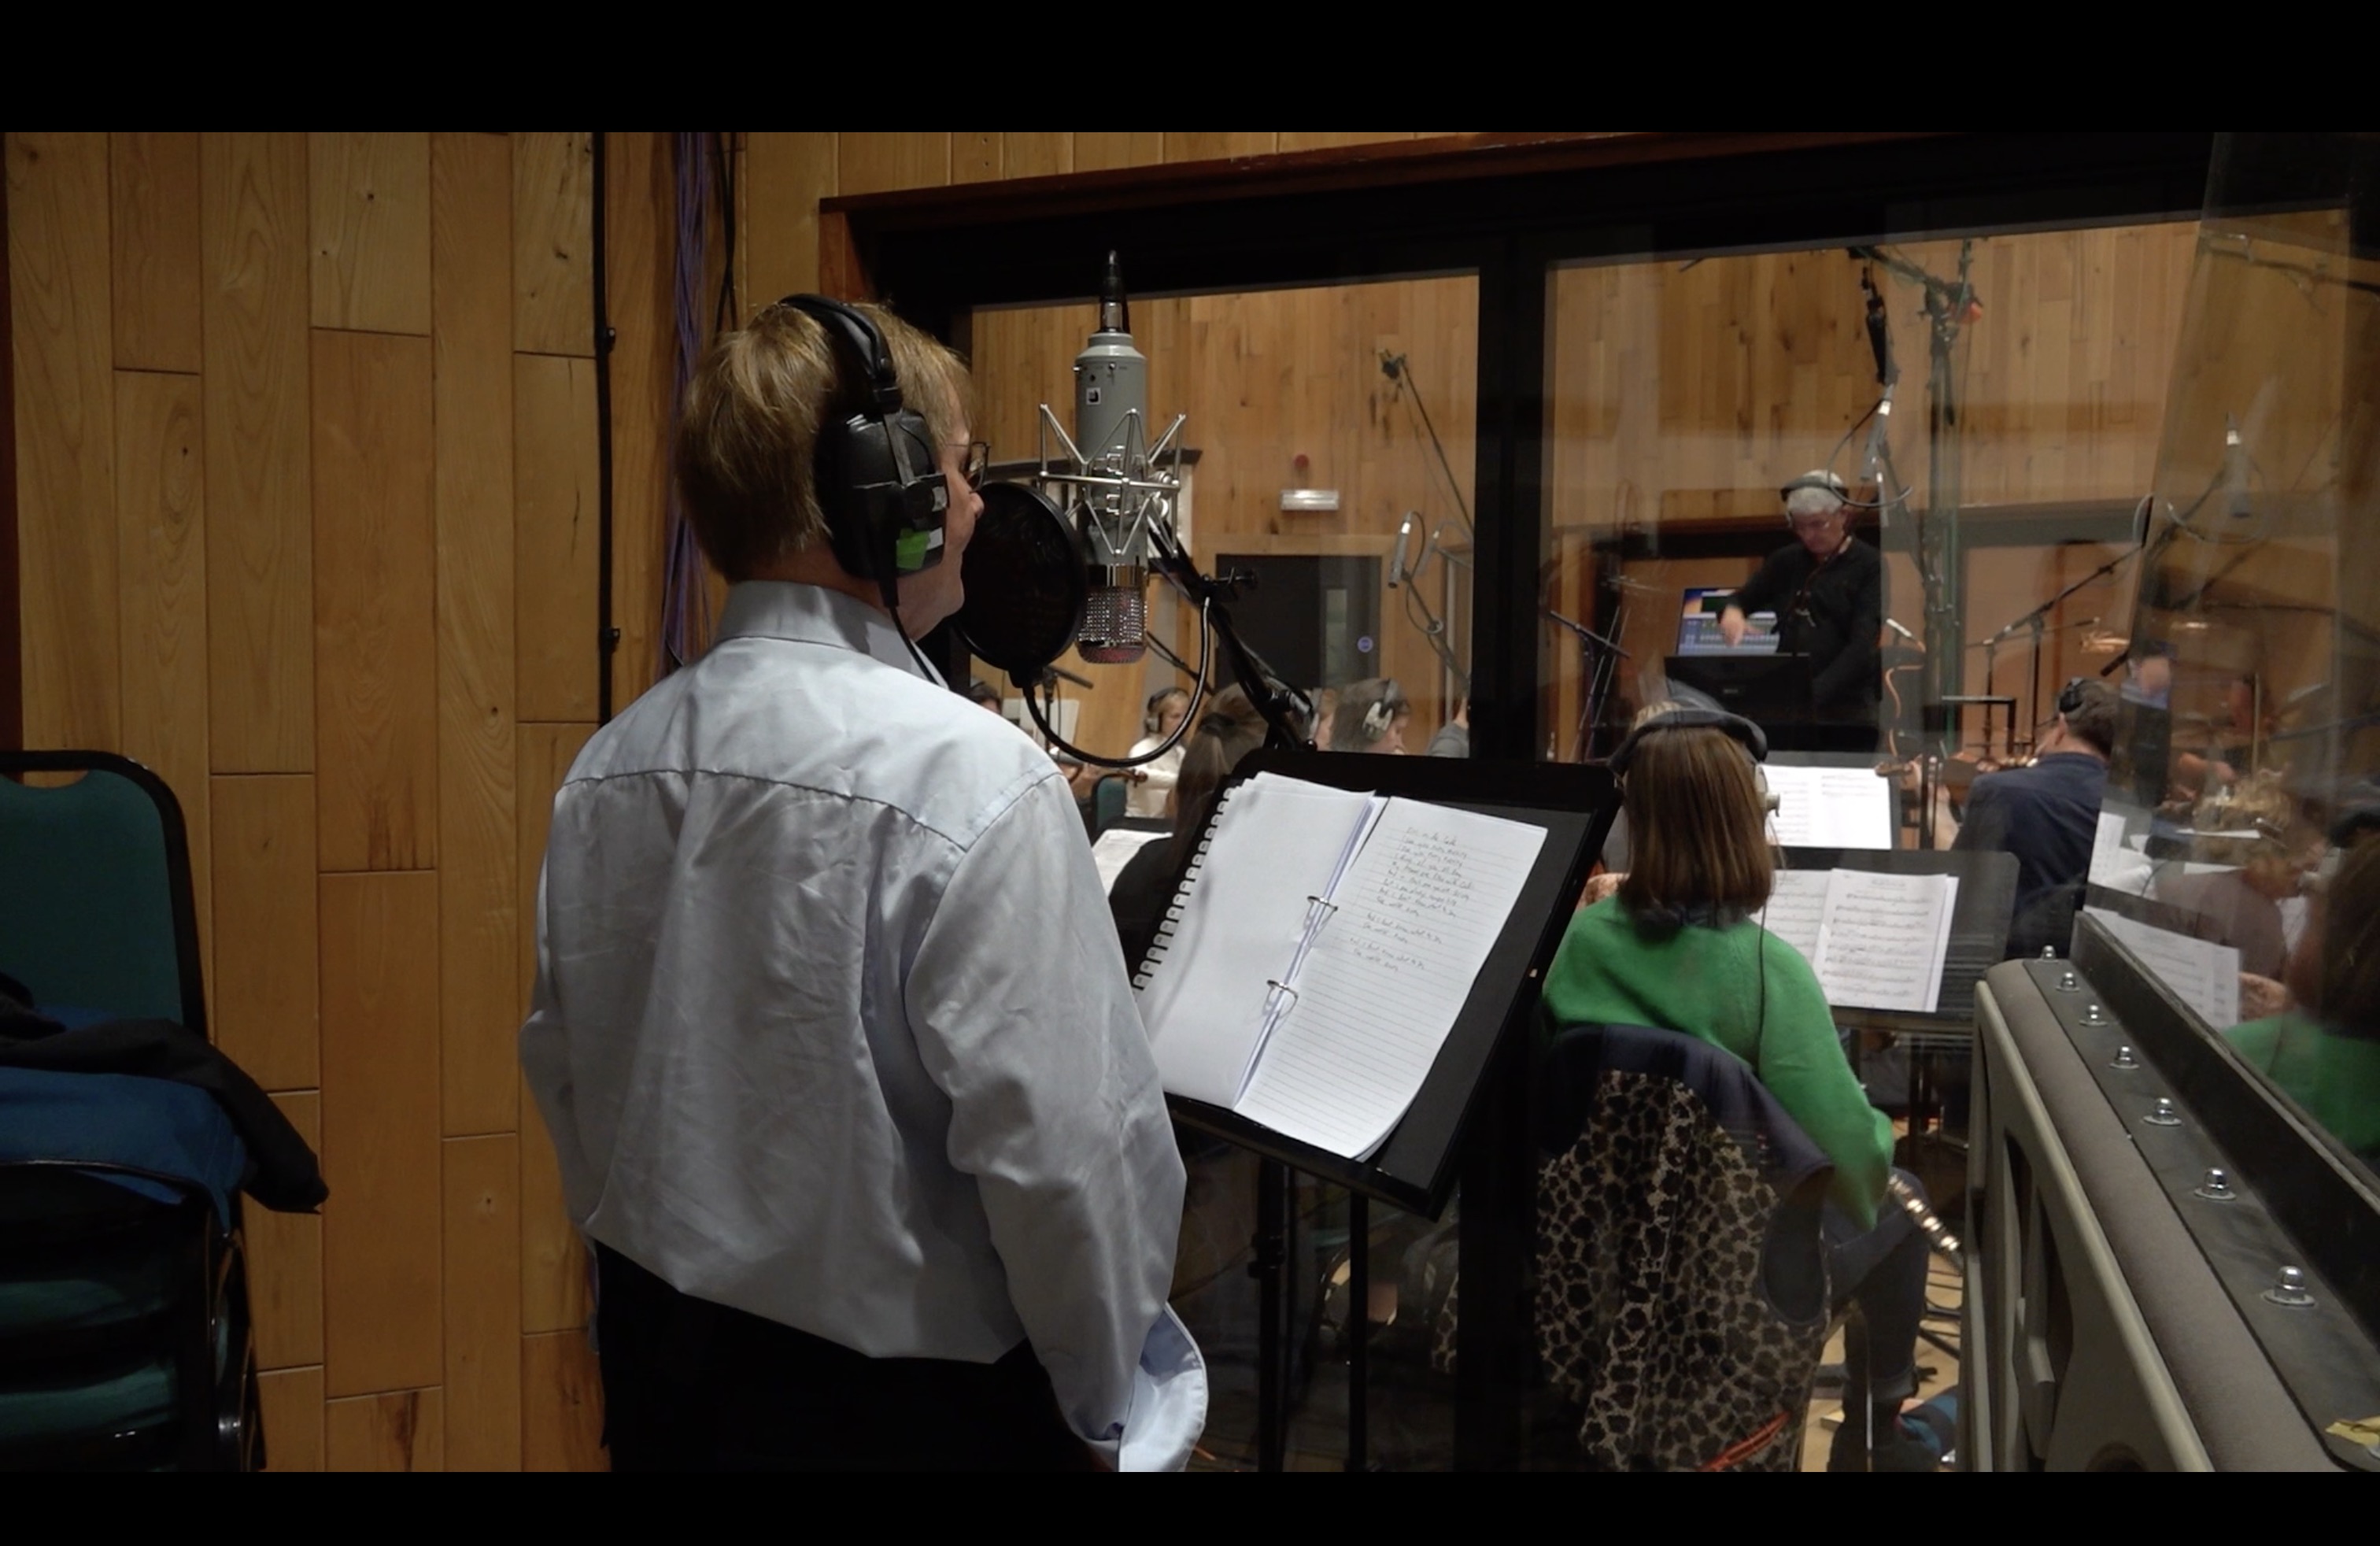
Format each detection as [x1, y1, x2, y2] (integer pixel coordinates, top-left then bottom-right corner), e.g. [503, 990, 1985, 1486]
[1388, 511, 1418, 588]
[1379, 350, 1406, 383]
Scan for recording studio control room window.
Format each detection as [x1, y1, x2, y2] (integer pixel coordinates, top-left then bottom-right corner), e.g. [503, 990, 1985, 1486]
[967, 273, 1480, 1468]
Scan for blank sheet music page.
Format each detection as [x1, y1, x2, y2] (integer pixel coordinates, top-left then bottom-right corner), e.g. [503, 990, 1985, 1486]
[1234, 799, 1549, 1159]
[1137, 777, 1374, 1107]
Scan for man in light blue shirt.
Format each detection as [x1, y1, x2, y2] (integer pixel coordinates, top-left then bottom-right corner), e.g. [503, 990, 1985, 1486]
[520, 298, 1199, 1470]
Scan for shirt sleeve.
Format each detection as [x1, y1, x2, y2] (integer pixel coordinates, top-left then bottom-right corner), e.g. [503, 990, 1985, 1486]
[1751, 935, 1894, 1227]
[1730, 549, 1789, 615]
[517, 859, 597, 1224]
[903, 771, 1186, 1458]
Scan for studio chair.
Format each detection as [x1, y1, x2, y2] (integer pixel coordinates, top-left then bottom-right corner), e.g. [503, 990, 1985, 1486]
[1436, 1023, 1836, 1470]
[0, 752, 261, 1470]
[1088, 775, 1129, 839]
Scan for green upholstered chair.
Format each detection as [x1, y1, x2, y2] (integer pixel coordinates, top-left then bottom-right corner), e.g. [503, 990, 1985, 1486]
[0, 752, 257, 1471]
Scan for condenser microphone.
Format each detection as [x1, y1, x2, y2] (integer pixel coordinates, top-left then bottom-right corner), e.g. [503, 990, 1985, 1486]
[1073, 252, 1155, 664]
[1388, 511, 1419, 588]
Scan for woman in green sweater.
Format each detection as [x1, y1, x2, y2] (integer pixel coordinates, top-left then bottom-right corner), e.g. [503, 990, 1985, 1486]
[1541, 708, 1933, 1469]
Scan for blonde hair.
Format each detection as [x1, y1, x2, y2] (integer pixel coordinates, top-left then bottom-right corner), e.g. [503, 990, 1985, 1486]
[673, 301, 973, 581]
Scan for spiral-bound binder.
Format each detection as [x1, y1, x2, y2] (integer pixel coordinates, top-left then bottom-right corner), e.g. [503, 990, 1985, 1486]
[1135, 751, 1614, 1213]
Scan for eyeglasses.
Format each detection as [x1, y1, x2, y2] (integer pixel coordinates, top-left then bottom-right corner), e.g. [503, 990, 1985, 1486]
[961, 441, 990, 491]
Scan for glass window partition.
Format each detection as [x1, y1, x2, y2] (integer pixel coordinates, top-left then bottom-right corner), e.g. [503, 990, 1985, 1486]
[2086, 132, 2380, 1183]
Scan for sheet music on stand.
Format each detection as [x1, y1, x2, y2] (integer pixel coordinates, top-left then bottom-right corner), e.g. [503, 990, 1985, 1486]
[1775, 847, 2019, 1028]
[1142, 751, 1613, 1214]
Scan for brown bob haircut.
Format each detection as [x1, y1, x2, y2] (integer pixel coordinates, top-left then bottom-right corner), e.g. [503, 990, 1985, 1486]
[673, 301, 973, 582]
[1616, 723, 1776, 923]
[1169, 686, 1270, 869]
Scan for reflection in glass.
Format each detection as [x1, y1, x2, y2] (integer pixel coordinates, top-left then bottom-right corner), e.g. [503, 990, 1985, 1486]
[2085, 131, 2380, 1174]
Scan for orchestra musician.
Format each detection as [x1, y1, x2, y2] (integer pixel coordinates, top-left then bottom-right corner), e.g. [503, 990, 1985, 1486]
[1717, 470, 1885, 751]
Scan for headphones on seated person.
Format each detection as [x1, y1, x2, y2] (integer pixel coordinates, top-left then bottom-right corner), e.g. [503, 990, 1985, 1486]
[777, 295, 950, 594]
[1609, 707, 1779, 815]
[2057, 676, 2090, 718]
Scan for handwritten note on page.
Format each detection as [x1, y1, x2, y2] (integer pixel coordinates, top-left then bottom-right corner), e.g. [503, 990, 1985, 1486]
[1765, 764, 1897, 850]
[1813, 871, 1960, 1013]
[1234, 800, 1548, 1159]
[1137, 777, 1376, 1107]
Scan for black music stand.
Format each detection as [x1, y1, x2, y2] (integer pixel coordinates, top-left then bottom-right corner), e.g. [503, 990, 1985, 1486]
[1159, 749, 1613, 1471]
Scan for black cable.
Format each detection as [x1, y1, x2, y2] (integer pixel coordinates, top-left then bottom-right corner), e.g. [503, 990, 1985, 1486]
[591, 131, 620, 726]
[711, 131, 737, 331]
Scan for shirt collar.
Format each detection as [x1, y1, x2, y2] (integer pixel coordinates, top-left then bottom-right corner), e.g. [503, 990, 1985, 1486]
[715, 581, 944, 686]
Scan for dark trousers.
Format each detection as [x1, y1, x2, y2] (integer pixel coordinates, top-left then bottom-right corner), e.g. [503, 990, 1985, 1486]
[593, 1244, 1099, 1471]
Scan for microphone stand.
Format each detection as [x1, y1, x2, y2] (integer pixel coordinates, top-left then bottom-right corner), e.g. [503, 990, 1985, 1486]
[1543, 605, 1632, 762]
[1970, 544, 2137, 756]
[1151, 523, 1313, 751]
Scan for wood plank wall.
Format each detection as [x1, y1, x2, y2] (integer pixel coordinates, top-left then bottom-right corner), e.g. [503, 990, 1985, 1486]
[6, 130, 675, 1470]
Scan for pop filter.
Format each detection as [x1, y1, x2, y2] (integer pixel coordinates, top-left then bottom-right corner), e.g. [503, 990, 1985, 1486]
[955, 480, 1089, 680]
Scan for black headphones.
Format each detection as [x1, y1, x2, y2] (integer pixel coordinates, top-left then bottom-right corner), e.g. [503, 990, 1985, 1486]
[1608, 706, 1769, 780]
[776, 295, 950, 592]
[2057, 676, 2090, 718]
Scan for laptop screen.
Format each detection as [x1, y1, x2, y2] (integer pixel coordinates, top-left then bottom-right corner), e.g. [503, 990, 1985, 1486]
[1676, 586, 1781, 655]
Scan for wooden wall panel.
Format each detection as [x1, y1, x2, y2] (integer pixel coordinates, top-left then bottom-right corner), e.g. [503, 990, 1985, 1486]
[202, 131, 313, 771]
[1074, 133, 1164, 173]
[512, 131, 592, 357]
[115, 370, 210, 986]
[326, 1388, 443, 1471]
[109, 131, 201, 372]
[442, 1134, 521, 1471]
[744, 133, 835, 316]
[838, 133, 948, 197]
[312, 328, 436, 871]
[1165, 132, 1277, 163]
[257, 1365, 324, 1472]
[1003, 133, 1071, 180]
[522, 1330, 607, 1471]
[952, 132, 1000, 183]
[432, 131, 518, 1134]
[8, 131, 120, 752]
[309, 131, 431, 335]
[248, 1089, 323, 1369]
[600, 133, 671, 712]
[514, 355, 601, 722]
[1278, 132, 1415, 153]
[210, 774, 318, 1089]
[320, 871, 442, 1397]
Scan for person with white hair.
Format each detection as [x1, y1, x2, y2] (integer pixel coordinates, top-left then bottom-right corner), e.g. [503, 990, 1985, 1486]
[1716, 469, 1884, 749]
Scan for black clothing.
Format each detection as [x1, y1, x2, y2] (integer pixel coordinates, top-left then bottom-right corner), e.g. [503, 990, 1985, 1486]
[1108, 836, 1185, 979]
[593, 1244, 1097, 1471]
[1731, 536, 1884, 726]
[1953, 751, 2107, 960]
[0, 976, 326, 1213]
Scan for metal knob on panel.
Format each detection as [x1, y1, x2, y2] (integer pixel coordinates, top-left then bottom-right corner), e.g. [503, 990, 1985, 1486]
[2193, 1168, 2238, 1201]
[2144, 1096, 2182, 1126]
[2264, 1267, 2315, 1308]
[2082, 1002, 2107, 1025]
[2057, 970, 2080, 993]
[2108, 1045, 2140, 1071]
